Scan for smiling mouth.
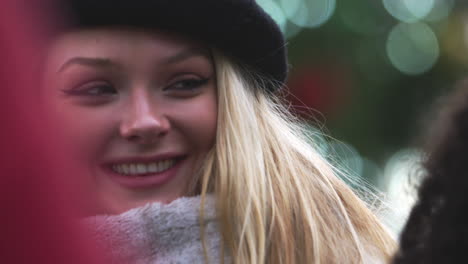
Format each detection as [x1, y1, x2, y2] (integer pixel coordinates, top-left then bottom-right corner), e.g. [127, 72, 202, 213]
[111, 159, 177, 176]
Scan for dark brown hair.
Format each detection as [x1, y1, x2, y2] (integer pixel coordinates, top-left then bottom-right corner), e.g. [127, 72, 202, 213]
[394, 81, 468, 263]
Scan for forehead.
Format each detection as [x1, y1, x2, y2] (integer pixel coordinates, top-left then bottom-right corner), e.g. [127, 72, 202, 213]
[45, 27, 209, 70]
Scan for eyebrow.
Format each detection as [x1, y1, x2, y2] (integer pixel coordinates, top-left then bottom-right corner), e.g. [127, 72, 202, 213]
[57, 57, 117, 73]
[163, 47, 211, 65]
[56, 47, 211, 73]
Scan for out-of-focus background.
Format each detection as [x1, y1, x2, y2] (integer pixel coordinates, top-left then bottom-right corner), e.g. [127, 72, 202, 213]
[257, 0, 468, 232]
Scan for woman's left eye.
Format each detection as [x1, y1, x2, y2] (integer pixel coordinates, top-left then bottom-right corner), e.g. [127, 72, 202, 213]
[166, 78, 210, 94]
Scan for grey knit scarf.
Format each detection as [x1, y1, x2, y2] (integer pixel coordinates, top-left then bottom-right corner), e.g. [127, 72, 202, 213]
[83, 195, 229, 264]
[83, 195, 385, 263]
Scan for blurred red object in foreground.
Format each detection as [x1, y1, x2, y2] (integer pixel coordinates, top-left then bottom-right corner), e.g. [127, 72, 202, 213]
[0, 1, 100, 263]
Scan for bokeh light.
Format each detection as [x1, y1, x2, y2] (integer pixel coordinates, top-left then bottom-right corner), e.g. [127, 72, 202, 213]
[386, 22, 439, 75]
[304, 124, 330, 157]
[280, 0, 336, 28]
[424, 0, 455, 22]
[384, 148, 425, 233]
[383, 0, 435, 23]
[439, 14, 468, 65]
[283, 21, 304, 39]
[328, 141, 363, 178]
[256, 0, 465, 232]
[256, 0, 288, 32]
[361, 158, 383, 187]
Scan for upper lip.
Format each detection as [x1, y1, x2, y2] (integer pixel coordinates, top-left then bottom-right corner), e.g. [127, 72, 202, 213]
[104, 153, 186, 165]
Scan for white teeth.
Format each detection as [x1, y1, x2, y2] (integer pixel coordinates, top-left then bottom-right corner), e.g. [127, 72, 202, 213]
[122, 164, 129, 174]
[130, 164, 137, 174]
[112, 159, 176, 175]
[136, 164, 146, 174]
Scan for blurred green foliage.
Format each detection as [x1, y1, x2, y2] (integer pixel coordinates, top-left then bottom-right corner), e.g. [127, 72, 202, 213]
[258, 0, 468, 185]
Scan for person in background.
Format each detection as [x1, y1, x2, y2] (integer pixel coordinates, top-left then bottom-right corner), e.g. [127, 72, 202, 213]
[394, 81, 468, 263]
[42, 0, 396, 263]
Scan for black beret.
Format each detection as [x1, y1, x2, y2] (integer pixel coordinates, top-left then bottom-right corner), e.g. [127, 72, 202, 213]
[60, 0, 288, 92]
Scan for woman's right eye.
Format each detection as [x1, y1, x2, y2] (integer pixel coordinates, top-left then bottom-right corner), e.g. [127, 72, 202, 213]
[63, 81, 117, 97]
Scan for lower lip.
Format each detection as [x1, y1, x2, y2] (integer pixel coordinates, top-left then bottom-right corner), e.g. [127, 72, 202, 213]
[105, 159, 183, 188]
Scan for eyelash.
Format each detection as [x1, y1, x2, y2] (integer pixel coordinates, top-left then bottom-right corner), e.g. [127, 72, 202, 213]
[62, 77, 210, 97]
[63, 82, 116, 97]
[165, 77, 210, 92]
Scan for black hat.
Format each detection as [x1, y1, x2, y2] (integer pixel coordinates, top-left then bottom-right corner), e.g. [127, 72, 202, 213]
[61, 0, 288, 92]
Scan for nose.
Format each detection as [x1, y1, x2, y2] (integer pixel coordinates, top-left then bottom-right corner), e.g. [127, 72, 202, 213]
[119, 90, 170, 144]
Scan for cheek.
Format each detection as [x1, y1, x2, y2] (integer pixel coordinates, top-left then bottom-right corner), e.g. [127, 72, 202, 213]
[193, 102, 218, 148]
[46, 101, 115, 160]
[169, 95, 218, 150]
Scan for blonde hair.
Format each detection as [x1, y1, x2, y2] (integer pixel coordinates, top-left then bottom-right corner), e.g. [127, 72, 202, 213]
[196, 52, 396, 263]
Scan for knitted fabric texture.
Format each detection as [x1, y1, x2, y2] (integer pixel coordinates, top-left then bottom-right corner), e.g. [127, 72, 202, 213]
[83, 196, 228, 264]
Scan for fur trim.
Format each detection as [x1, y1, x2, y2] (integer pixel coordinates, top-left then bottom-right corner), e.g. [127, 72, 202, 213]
[83, 195, 229, 264]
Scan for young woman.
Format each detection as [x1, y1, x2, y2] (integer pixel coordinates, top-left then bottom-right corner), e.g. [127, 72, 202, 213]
[43, 0, 395, 263]
[394, 82, 468, 264]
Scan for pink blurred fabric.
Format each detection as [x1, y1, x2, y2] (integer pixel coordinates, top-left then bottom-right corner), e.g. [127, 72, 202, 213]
[0, 1, 101, 263]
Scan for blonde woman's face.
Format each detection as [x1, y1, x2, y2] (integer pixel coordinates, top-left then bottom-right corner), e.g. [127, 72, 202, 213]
[43, 28, 217, 214]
